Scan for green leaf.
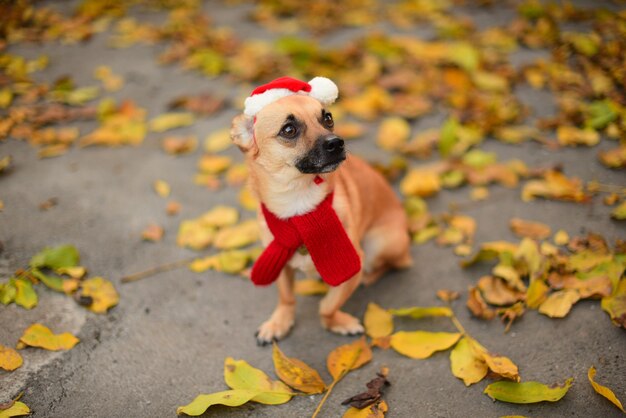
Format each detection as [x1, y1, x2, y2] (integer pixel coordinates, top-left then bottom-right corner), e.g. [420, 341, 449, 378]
[176, 389, 259, 416]
[439, 117, 459, 157]
[14, 279, 37, 309]
[223, 357, 292, 405]
[31, 268, 64, 292]
[389, 306, 452, 319]
[0, 281, 17, 305]
[30, 245, 80, 269]
[484, 378, 574, 404]
[149, 112, 195, 133]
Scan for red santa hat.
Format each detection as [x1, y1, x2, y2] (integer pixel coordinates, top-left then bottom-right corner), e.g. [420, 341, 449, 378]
[244, 76, 339, 117]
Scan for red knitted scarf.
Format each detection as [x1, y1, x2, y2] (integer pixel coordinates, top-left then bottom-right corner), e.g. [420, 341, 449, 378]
[250, 192, 361, 287]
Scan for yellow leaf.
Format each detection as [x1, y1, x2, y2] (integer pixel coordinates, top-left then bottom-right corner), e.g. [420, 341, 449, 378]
[225, 164, 248, 186]
[400, 168, 441, 197]
[14, 279, 37, 309]
[56, 266, 87, 279]
[538, 289, 580, 318]
[525, 280, 549, 309]
[389, 306, 452, 319]
[214, 220, 259, 249]
[80, 277, 119, 313]
[149, 112, 194, 133]
[162, 135, 198, 155]
[588, 366, 625, 413]
[477, 276, 525, 306]
[166, 201, 182, 216]
[390, 331, 461, 359]
[0, 401, 30, 418]
[200, 206, 239, 227]
[189, 250, 251, 274]
[509, 218, 551, 240]
[601, 279, 626, 328]
[0, 344, 23, 371]
[18, 323, 79, 351]
[484, 379, 573, 404]
[239, 187, 259, 211]
[450, 337, 488, 386]
[343, 400, 388, 418]
[557, 126, 600, 147]
[469, 338, 520, 382]
[177, 389, 259, 416]
[294, 279, 329, 296]
[327, 337, 372, 380]
[197, 154, 232, 174]
[553, 229, 569, 246]
[204, 128, 232, 153]
[335, 122, 365, 140]
[377, 117, 411, 151]
[224, 357, 292, 405]
[142, 224, 164, 242]
[522, 170, 589, 203]
[154, 179, 170, 198]
[272, 343, 326, 394]
[364, 303, 393, 339]
[81, 99, 146, 147]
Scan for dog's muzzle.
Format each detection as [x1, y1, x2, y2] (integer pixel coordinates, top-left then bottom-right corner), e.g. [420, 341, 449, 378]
[295, 135, 346, 174]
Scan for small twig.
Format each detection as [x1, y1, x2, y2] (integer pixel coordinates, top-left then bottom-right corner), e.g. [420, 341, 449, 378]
[121, 257, 196, 283]
[311, 347, 362, 418]
[445, 301, 467, 335]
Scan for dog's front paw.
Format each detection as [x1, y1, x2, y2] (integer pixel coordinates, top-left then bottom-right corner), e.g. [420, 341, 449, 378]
[255, 305, 295, 346]
[321, 311, 364, 336]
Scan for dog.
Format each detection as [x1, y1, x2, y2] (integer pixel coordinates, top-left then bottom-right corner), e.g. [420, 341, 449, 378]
[230, 77, 412, 345]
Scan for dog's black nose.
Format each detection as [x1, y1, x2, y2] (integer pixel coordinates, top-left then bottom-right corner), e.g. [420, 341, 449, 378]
[323, 137, 344, 153]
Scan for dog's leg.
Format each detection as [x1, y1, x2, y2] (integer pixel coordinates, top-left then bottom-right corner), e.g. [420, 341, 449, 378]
[256, 266, 296, 346]
[319, 274, 364, 335]
[362, 220, 412, 286]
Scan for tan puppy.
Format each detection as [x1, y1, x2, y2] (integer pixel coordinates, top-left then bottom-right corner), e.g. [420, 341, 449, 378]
[231, 94, 412, 345]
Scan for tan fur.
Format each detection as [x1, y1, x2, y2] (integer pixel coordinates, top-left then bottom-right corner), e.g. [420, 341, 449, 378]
[232, 94, 412, 343]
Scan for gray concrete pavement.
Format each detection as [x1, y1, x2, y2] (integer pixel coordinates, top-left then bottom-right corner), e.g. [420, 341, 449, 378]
[1, 1, 625, 417]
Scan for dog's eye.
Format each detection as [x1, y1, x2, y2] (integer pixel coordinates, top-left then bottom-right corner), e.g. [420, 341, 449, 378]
[323, 113, 334, 129]
[280, 124, 298, 139]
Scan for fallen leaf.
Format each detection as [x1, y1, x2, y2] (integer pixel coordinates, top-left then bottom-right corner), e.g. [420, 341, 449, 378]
[0, 401, 30, 418]
[364, 303, 393, 339]
[587, 366, 625, 413]
[224, 357, 292, 405]
[30, 244, 79, 270]
[601, 279, 626, 328]
[400, 168, 441, 197]
[166, 201, 181, 216]
[142, 224, 164, 242]
[79, 277, 119, 313]
[327, 337, 372, 380]
[376, 117, 410, 151]
[169, 93, 224, 116]
[213, 220, 259, 249]
[390, 331, 461, 359]
[484, 378, 574, 404]
[470, 187, 489, 201]
[81, 99, 146, 147]
[154, 180, 170, 198]
[342, 400, 388, 418]
[294, 279, 329, 296]
[342, 370, 390, 409]
[177, 220, 215, 250]
[162, 135, 198, 155]
[450, 337, 488, 386]
[0, 344, 23, 371]
[612, 202, 626, 220]
[557, 126, 599, 147]
[436, 290, 460, 302]
[239, 188, 259, 211]
[0, 281, 16, 305]
[538, 289, 580, 318]
[509, 218, 551, 240]
[497, 302, 526, 332]
[177, 389, 259, 416]
[553, 230, 569, 246]
[189, 250, 251, 274]
[389, 306, 452, 319]
[469, 338, 520, 382]
[525, 280, 549, 309]
[14, 279, 37, 309]
[197, 154, 232, 174]
[477, 276, 525, 306]
[522, 170, 589, 203]
[149, 112, 194, 132]
[272, 343, 326, 394]
[599, 145, 626, 169]
[17, 323, 79, 351]
[204, 128, 232, 153]
[467, 287, 495, 320]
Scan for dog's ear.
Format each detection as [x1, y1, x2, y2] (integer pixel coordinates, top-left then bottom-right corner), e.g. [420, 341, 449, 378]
[230, 114, 257, 154]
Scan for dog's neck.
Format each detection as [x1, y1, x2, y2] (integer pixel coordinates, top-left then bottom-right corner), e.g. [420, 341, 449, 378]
[249, 162, 334, 219]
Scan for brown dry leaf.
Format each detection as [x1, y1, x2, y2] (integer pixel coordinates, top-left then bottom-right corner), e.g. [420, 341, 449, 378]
[169, 93, 224, 116]
[588, 366, 626, 413]
[79, 277, 119, 313]
[509, 218, 551, 240]
[598, 145, 626, 169]
[153, 179, 170, 198]
[522, 170, 590, 203]
[364, 303, 393, 339]
[166, 201, 181, 216]
[327, 337, 372, 380]
[538, 289, 581, 318]
[198, 154, 232, 174]
[342, 400, 388, 418]
[272, 342, 326, 394]
[400, 168, 441, 197]
[213, 220, 259, 250]
[371, 336, 391, 350]
[467, 286, 495, 320]
[437, 289, 460, 302]
[557, 126, 599, 147]
[294, 279, 329, 296]
[477, 276, 525, 306]
[497, 302, 526, 332]
[204, 128, 232, 153]
[0, 344, 23, 371]
[341, 370, 390, 409]
[162, 135, 198, 155]
[142, 224, 164, 242]
[377, 117, 410, 151]
[17, 323, 79, 351]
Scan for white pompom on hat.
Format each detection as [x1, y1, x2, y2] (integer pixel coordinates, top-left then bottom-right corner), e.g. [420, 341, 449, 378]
[244, 76, 338, 117]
